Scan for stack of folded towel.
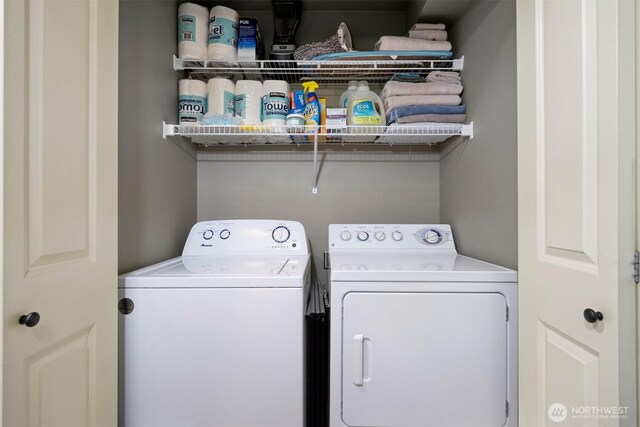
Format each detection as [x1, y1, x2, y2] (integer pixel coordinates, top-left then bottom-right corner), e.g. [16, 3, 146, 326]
[382, 71, 467, 124]
[374, 23, 451, 52]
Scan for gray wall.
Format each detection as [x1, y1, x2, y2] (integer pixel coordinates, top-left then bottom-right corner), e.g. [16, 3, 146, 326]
[119, 0, 198, 274]
[197, 154, 440, 282]
[440, 0, 518, 269]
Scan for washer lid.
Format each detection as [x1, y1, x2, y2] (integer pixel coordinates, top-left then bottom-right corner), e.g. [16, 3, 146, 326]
[119, 255, 309, 288]
[329, 251, 517, 282]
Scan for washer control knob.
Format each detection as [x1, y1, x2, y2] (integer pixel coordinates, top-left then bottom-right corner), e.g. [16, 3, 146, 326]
[219, 229, 230, 240]
[340, 231, 352, 241]
[357, 231, 369, 242]
[203, 229, 214, 240]
[272, 226, 291, 243]
[375, 231, 386, 241]
[424, 229, 442, 245]
[391, 231, 403, 241]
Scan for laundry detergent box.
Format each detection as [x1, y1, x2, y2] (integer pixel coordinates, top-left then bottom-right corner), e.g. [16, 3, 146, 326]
[238, 18, 264, 62]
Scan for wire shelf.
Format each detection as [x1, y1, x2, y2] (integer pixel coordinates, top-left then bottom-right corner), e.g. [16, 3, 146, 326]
[173, 55, 464, 85]
[162, 122, 473, 146]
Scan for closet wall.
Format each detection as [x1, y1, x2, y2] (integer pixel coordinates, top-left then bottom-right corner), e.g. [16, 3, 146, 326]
[119, 0, 197, 274]
[440, 0, 518, 269]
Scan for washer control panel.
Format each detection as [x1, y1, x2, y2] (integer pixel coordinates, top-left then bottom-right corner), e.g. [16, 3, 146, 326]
[183, 220, 309, 256]
[329, 224, 456, 251]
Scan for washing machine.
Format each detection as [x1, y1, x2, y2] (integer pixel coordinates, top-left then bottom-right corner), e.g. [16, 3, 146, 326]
[119, 220, 310, 427]
[328, 224, 517, 427]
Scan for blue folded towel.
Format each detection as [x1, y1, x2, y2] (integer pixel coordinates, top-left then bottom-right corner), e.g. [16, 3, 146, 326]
[309, 50, 454, 61]
[387, 104, 467, 123]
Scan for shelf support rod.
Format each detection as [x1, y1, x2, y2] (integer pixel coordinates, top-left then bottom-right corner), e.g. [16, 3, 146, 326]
[312, 130, 318, 194]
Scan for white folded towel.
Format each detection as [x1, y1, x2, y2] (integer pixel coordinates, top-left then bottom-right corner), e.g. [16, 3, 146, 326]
[384, 95, 462, 111]
[410, 23, 446, 31]
[374, 36, 452, 52]
[381, 81, 463, 98]
[408, 30, 448, 41]
[426, 71, 462, 84]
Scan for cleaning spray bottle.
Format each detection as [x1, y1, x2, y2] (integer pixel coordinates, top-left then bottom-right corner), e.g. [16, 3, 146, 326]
[346, 82, 386, 127]
[302, 81, 321, 132]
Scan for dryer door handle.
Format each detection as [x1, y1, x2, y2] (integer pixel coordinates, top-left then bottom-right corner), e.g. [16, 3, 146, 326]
[353, 334, 364, 386]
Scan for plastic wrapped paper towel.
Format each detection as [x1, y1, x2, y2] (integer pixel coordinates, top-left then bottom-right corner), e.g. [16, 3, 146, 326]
[178, 3, 209, 60]
[235, 80, 262, 124]
[178, 79, 208, 125]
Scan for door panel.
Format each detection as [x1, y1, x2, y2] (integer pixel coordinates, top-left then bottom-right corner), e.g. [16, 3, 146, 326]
[27, 0, 95, 270]
[4, 0, 118, 424]
[341, 292, 507, 427]
[540, 0, 598, 262]
[517, 0, 636, 424]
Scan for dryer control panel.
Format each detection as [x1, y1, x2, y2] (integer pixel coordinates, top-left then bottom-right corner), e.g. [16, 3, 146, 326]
[329, 224, 457, 251]
[183, 220, 309, 256]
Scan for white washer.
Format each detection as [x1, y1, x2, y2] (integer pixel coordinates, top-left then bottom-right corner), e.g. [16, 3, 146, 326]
[119, 220, 310, 427]
[328, 224, 517, 427]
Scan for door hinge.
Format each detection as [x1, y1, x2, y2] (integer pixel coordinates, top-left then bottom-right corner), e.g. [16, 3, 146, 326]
[506, 401, 509, 417]
[324, 251, 330, 270]
[506, 306, 509, 321]
[634, 250, 639, 284]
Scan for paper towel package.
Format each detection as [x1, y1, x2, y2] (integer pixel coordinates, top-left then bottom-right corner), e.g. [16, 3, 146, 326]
[208, 5, 239, 61]
[262, 80, 289, 126]
[178, 3, 209, 59]
[238, 17, 263, 62]
[178, 79, 208, 125]
[235, 80, 262, 124]
[208, 78, 236, 117]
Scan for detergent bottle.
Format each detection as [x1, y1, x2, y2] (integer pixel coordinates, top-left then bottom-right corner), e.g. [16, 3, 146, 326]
[302, 81, 321, 131]
[339, 81, 359, 108]
[346, 83, 386, 127]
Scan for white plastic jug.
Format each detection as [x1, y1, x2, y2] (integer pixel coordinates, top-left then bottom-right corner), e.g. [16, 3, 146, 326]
[346, 85, 386, 127]
[339, 81, 359, 108]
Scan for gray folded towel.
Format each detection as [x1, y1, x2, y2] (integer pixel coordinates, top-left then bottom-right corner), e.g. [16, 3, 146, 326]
[374, 36, 452, 52]
[294, 35, 345, 60]
[384, 95, 462, 111]
[408, 30, 448, 41]
[426, 71, 462, 84]
[410, 23, 446, 31]
[395, 114, 467, 124]
[381, 81, 463, 98]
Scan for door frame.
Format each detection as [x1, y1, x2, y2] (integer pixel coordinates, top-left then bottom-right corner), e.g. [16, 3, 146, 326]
[1, 0, 6, 418]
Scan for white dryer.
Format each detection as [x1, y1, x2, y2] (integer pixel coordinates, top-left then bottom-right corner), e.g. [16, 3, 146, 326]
[119, 220, 310, 427]
[328, 224, 517, 427]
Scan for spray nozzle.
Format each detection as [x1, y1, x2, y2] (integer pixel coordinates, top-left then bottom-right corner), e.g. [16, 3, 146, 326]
[302, 81, 319, 93]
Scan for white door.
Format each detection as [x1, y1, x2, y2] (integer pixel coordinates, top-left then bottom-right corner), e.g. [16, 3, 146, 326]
[341, 292, 508, 427]
[517, 0, 636, 425]
[3, 0, 118, 425]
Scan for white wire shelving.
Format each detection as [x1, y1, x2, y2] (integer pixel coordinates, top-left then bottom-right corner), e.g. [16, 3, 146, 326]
[173, 55, 464, 85]
[162, 122, 473, 193]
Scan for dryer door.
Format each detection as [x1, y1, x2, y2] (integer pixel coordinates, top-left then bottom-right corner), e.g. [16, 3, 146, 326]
[341, 292, 507, 427]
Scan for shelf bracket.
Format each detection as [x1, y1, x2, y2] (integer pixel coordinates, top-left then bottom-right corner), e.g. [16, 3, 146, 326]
[312, 131, 318, 194]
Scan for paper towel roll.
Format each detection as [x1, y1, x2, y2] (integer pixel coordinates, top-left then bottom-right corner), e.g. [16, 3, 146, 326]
[262, 80, 289, 126]
[208, 5, 239, 61]
[178, 79, 208, 125]
[208, 78, 236, 116]
[235, 80, 263, 124]
[178, 3, 209, 60]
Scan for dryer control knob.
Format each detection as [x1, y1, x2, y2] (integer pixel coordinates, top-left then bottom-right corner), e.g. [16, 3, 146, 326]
[391, 231, 403, 241]
[203, 229, 214, 240]
[340, 231, 352, 241]
[424, 229, 442, 244]
[219, 229, 230, 240]
[357, 231, 369, 242]
[375, 231, 386, 241]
